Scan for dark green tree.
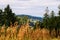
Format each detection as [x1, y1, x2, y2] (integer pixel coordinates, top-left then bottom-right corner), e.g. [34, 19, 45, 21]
[0, 9, 3, 26]
[50, 11, 55, 29]
[43, 7, 49, 29]
[4, 5, 17, 26]
[49, 11, 55, 36]
[57, 5, 60, 37]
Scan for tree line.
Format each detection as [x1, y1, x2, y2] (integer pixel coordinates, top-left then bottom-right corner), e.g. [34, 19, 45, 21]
[42, 6, 60, 37]
[33, 6, 60, 38]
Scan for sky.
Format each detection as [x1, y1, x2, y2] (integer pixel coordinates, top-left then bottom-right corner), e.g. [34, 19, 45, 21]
[0, 0, 60, 17]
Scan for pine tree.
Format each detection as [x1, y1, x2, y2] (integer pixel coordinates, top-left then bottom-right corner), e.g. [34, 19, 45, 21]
[49, 11, 55, 36]
[43, 7, 49, 29]
[57, 5, 60, 37]
[0, 9, 3, 26]
[4, 5, 17, 26]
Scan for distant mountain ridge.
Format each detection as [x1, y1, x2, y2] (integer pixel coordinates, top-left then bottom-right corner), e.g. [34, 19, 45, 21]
[17, 14, 43, 22]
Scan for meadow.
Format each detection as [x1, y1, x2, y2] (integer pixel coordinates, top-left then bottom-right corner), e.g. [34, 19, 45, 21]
[0, 3, 60, 40]
[0, 22, 60, 40]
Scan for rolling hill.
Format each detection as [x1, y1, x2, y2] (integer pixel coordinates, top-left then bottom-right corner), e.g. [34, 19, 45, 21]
[17, 14, 43, 22]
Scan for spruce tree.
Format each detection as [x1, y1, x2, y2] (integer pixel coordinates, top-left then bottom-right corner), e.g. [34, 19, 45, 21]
[0, 9, 3, 26]
[43, 7, 49, 29]
[4, 5, 17, 26]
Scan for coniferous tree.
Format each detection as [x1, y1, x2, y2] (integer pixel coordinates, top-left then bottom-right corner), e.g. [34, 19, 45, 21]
[49, 11, 55, 36]
[43, 7, 49, 29]
[50, 11, 55, 29]
[57, 5, 60, 37]
[0, 9, 3, 26]
[4, 5, 17, 26]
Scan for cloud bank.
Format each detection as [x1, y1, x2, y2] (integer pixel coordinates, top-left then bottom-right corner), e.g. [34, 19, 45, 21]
[0, 0, 60, 17]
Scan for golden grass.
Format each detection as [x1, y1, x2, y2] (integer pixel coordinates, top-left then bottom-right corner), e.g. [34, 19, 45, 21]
[0, 24, 60, 40]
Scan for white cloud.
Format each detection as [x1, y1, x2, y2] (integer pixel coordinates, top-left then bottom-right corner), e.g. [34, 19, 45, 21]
[0, 0, 60, 17]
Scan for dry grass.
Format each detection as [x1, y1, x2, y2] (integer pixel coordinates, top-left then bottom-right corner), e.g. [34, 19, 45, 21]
[0, 23, 60, 40]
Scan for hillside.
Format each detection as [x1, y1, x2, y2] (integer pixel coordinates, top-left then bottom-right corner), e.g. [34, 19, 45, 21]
[17, 14, 43, 22]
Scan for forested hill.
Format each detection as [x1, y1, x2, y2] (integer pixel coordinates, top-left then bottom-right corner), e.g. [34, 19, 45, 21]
[17, 14, 43, 22]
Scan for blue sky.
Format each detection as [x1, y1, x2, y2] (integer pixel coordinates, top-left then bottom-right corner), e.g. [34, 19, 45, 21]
[0, 0, 60, 17]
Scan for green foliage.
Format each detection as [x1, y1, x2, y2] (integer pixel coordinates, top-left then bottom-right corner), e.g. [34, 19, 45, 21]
[0, 5, 18, 26]
[19, 16, 28, 25]
[42, 6, 60, 37]
[43, 12, 49, 29]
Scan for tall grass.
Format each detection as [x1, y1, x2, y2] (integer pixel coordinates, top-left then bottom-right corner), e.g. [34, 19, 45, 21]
[0, 23, 60, 40]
